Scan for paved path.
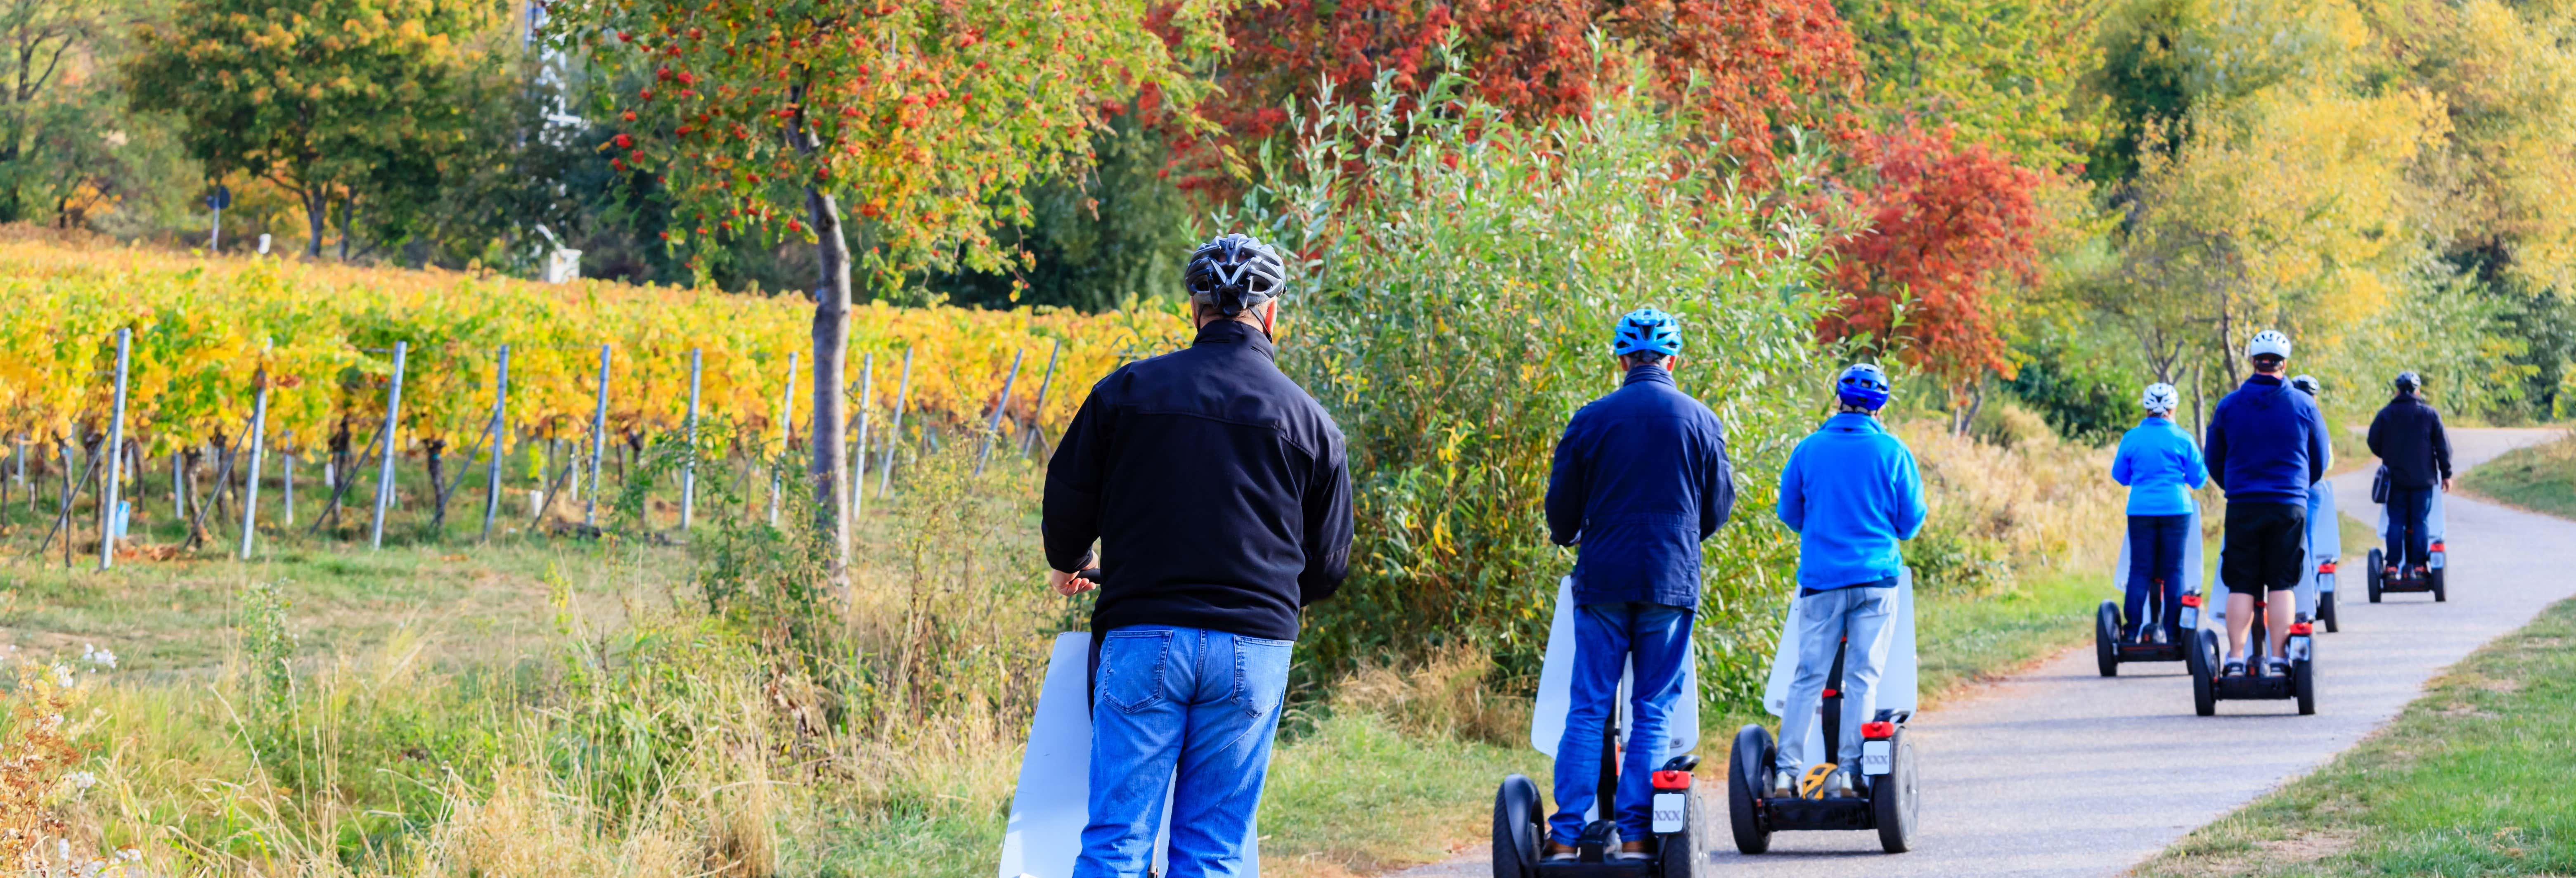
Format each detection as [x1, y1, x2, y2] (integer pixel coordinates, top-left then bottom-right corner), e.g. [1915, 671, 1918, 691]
[1387, 428, 2572, 878]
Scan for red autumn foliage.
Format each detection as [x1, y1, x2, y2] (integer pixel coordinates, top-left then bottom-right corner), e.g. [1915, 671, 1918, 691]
[1155, 0, 1862, 188]
[1818, 123, 2045, 391]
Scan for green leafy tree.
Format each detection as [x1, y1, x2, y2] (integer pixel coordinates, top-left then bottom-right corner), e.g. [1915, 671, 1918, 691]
[125, 0, 506, 258]
[542, 0, 1221, 573]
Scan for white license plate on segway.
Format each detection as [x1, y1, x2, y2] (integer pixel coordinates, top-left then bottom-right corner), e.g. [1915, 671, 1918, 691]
[1861, 740, 1892, 776]
[1652, 793, 1686, 833]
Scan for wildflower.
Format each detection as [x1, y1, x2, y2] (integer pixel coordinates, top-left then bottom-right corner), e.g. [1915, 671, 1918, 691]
[66, 770, 98, 789]
[82, 644, 115, 669]
[52, 664, 75, 688]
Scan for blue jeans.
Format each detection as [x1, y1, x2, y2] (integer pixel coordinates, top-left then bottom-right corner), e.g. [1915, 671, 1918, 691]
[2125, 514, 2190, 641]
[2384, 487, 2433, 570]
[1075, 626, 1292, 878]
[1774, 584, 1896, 776]
[1550, 602, 1694, 845]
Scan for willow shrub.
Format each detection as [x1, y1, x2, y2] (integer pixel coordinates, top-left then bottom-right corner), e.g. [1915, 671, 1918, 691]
[1224, 73, 1849, 710]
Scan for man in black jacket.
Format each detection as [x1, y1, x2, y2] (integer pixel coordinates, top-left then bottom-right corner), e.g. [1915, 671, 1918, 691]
[1043, 233, 1353, 878]
[2366, 371, 2452, 582]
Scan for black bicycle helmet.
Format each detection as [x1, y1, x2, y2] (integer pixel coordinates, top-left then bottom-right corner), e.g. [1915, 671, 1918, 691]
[1185, 233, 1285, 317]
[2394, 371, 2421, 391]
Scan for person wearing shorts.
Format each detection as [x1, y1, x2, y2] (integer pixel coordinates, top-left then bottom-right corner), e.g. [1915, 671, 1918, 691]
[2202, 330, 2330, 676]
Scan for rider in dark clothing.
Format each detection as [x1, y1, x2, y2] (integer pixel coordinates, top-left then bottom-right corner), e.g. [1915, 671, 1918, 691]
[2365, 371, 2452, 580]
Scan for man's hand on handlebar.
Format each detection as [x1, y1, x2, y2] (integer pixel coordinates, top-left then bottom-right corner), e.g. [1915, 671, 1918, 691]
[1049, 568, 1096, 596]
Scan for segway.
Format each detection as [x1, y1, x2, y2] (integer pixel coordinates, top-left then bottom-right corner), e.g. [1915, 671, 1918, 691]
[2096, 508, 2204, 675]
[999, 572, 1259, 878]
[2365, 479, 2447, 603]
[2306, 481, 2342, 632]
[1494, 578, 1709, 878]
[1723, 569, 1921, 855]
[2187, 584, 2318, 716]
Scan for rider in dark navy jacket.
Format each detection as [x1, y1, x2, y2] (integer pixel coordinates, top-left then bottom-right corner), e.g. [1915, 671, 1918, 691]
[1538, 308, 1735, 859]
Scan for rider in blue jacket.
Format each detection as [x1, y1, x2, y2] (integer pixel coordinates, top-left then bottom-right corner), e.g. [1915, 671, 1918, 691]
[1541, 308, 1735, 859]
[2110, 382, 2207, 643]
[2203, 330, 2331, 675]
[1771, 364, 1925, 799]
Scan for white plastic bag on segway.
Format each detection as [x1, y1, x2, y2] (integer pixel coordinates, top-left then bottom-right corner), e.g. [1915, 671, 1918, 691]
[998, 632, 1259, 878]
[1530, 577, 1701, 762]
[2115, 506, 2206, 627]
[2306, 483, 2341, 603]
[1760, 568, 1918, 773]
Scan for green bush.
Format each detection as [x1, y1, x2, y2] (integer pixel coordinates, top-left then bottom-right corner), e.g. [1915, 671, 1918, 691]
[1222, 71, 1847, 709]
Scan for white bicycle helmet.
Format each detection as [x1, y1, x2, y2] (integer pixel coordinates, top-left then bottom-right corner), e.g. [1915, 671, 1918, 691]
[2247, 329, 2292, 361]
[2141, 382, 2180, 414]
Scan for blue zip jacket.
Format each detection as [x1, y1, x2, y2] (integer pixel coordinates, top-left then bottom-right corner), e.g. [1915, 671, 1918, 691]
[2204, 374, 2330, 505]
[2111, 416, 2208, 516]
[1545, 365, 1736, 608]
[1778, 413, 1927, 590]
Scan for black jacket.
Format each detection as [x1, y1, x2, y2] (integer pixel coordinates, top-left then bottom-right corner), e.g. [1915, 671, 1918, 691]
[2366, 393, 2453, 489]
[1042, 320, 1354, 641]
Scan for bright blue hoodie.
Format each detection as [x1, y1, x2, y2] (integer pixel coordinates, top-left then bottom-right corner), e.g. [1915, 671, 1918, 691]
[1778, 413, 1927, 590]
[2111, 416, 2208, 516]
[2204, 374, 2330, 506]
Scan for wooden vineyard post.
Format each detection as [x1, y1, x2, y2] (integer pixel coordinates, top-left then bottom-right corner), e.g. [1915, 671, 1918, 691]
[975, 348, 1024, 476]
[876, 348, 912, 499]
[851, 352, 872, 525]
[237, 372, 270, 560]
[1020, 339, 1061, 459]
[769, 352, 798, 528]
[681, 348, 702, 532]
[98, 329, 130, 571]
[585, 344, 610, 529]
[481, 345, 511, 542]
[369, 341, 407, 550]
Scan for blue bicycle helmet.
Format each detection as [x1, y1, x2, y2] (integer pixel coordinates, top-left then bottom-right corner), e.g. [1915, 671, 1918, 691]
[1612, 308, 1681, 358]
[1836, 363, 1892, 410]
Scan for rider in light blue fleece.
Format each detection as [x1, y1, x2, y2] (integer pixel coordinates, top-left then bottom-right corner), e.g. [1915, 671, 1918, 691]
[2110, 383, 2207, 642]
[1770, 364, 1926, 800]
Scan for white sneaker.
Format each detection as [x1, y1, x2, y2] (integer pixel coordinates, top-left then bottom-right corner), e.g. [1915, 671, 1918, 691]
[1769, 770, 1797, 798]
[1825, 770, 1856, 799]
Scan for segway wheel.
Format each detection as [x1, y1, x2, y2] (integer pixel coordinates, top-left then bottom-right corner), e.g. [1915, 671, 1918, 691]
[1726, 725, 1774, 855]
[2189, 629, 2219, 717]
[2366, 549, 2385, 603]
[1871, 727, 1918, 854]
[1660, 786, 1709, 878]
[1492, 774, 1542, 878]
[2094, 600, 2121, 677]
[2293, 657, 2316, 716]
[2319, 589, 2338, 633]
[2432, 566, 2447, 602]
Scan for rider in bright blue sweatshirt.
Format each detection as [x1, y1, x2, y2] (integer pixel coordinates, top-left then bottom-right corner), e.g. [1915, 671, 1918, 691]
[1769, 364, 1925, 800]
[1777, 412, 1927, 590]
[2110, 383, 2207, 642]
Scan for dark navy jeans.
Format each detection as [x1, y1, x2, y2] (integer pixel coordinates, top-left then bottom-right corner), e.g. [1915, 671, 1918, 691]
[2384, 487, 2434, 570]
[2125, 514, 2191, 640]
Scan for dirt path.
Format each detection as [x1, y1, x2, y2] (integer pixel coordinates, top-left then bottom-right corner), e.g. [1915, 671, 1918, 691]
[1387, 428, 2571, 878]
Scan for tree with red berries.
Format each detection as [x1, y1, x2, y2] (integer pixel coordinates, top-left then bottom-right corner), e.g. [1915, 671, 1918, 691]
[1817, 123, 2044, 426]
[543, 0, 1218, 575]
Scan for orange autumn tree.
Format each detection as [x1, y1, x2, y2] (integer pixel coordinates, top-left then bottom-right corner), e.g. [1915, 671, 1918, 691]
[542, 0, 1220, 570]
[1165, 0, 1862, 185]
[1819, 123, 2044, 428]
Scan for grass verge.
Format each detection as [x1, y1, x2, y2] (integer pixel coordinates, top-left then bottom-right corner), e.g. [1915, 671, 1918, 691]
[2136, 596, 2576, 877]
[2457, 430, 2576, 521]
